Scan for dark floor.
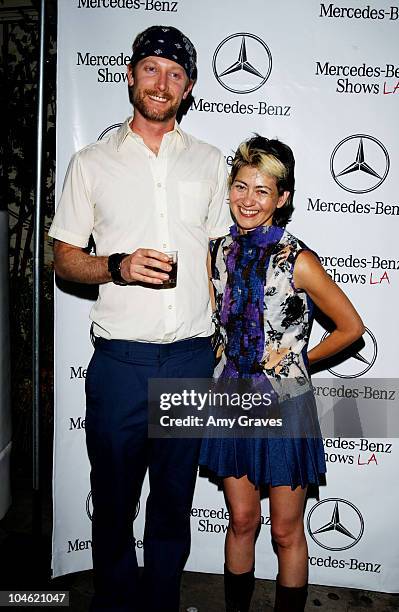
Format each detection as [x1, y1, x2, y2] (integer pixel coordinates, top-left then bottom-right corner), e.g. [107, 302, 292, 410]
[0, 473, 398, 612]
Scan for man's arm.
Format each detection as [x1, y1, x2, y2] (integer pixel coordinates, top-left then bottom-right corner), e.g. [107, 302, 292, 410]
[54, 240, 173, 285]
[206, 151, 231, 239]
[54, 240, 110, 284]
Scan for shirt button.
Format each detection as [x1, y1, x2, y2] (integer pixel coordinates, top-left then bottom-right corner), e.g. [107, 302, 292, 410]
[168, 305, 173, 310]
[157, 182, 162, 188]
[160, 213, 164, 218]
[163, 243, 167, 249]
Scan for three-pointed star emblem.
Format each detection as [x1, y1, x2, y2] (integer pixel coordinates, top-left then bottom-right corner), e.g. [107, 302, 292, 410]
[218, 37, 265, 79]
[212, 33, 272, 94]
[336, 138, 382, 180]
[330, 134, 389, 194]
[321, 327, 377, 378]
[313, 501, 356, 540]
[307, 498, 364, 551]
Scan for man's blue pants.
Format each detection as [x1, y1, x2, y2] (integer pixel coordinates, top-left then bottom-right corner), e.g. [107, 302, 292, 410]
[85, 336, 214, 612]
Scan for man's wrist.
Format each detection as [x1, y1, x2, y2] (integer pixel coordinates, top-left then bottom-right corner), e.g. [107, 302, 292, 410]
[108, 253, 129, 285]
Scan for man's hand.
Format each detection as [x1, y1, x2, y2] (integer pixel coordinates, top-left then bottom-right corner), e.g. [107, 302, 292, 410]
[120, 249, 172, 285]
[53, 240, 172, 286]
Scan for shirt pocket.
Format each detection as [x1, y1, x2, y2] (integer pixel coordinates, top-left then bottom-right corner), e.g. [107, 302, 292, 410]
[178, 181, 211, 227]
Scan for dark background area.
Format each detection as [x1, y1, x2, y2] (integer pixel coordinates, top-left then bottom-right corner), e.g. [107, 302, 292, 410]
[0, 0, 59, 600]
[1, 0, 56, 484]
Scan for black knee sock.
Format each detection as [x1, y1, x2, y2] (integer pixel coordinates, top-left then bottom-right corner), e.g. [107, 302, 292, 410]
[224, 564, 255, 612]
[274, 576, 308, 612]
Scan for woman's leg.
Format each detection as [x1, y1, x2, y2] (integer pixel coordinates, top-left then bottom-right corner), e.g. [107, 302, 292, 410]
[222, 476, 260, 611]
[269, 484, 308, 586]
[269, 485, 308, 611]
[224, 475, 261, 573]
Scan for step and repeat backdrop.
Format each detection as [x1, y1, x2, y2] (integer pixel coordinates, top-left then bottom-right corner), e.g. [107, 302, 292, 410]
[53, 0, 399, 592]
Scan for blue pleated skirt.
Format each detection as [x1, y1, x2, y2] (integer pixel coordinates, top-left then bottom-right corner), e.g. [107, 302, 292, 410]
[199, 390, 326, 489]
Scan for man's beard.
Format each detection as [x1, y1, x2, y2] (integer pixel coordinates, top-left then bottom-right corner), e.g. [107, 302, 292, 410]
[131, 87, 180, 122]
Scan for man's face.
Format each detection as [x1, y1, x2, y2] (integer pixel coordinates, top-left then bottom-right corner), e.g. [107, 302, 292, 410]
[128, 56, 193, 123]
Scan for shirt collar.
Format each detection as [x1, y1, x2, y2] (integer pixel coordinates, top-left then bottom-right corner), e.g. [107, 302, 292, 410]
[115, 117, 188, 151]
[115, 118, 131, 151]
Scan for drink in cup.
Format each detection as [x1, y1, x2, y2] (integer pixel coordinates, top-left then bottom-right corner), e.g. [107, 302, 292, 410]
[163, 251, 178, 288]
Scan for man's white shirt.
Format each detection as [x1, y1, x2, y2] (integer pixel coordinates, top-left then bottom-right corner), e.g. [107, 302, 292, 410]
[49, 118, 231, 342]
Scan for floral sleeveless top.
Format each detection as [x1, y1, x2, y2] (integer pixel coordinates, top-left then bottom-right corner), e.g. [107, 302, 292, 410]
[211, 224, 314, 386]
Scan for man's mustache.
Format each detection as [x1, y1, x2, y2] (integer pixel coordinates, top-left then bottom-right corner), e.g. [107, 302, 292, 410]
[144, 89, 173, 101]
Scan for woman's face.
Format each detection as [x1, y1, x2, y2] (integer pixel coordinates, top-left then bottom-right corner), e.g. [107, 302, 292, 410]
[229, 165, 289, 233]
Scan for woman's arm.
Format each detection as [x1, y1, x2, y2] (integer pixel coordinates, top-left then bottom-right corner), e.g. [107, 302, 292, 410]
[293, 250, 365, 365]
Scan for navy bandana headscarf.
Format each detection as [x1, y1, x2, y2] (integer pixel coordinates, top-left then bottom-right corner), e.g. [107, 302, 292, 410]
[130, 25, 197, 80]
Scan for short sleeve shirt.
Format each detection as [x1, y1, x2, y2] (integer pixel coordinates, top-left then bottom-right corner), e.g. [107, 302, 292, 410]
[49, 118, 231, 342]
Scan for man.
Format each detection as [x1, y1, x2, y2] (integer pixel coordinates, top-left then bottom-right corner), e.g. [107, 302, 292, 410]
[49, 25, 230, 612]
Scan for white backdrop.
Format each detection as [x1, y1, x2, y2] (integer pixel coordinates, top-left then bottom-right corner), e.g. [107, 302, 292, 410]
[52, 0, 399, 592]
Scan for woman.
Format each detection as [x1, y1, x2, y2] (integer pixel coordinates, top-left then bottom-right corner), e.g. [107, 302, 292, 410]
[200, 135, 364, 612]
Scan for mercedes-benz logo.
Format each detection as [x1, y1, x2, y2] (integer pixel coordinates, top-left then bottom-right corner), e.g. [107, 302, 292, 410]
[86, 490, 93, 521]
[321, 327, 377, 378]
[98, 123, 122, 141]
[330, 134, 389, 194]
[307, 498, 364, 551]
[212, 33, 272, 94]
[86, 491, 140, 521]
